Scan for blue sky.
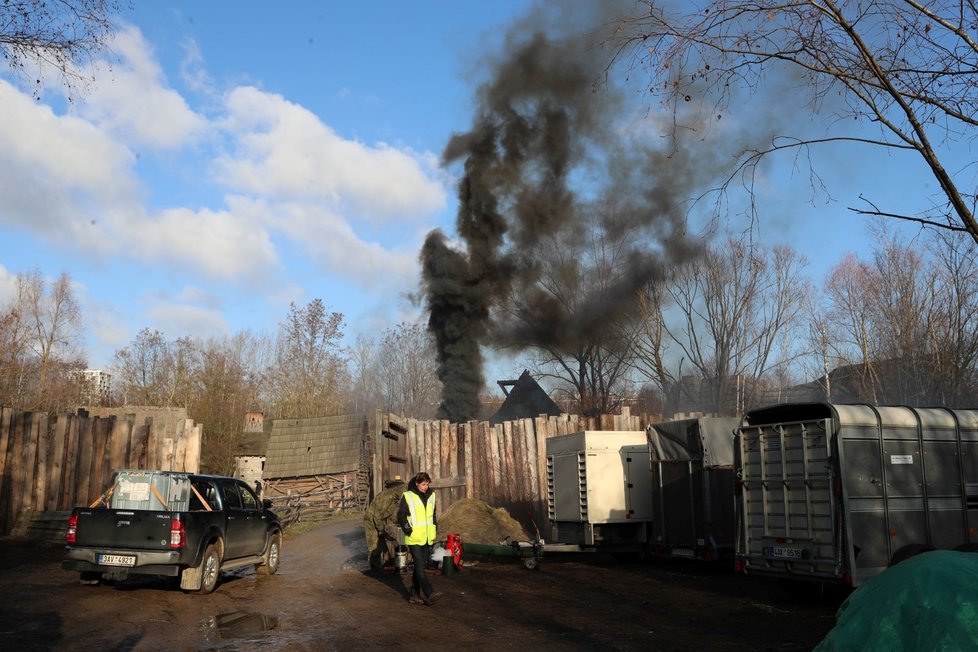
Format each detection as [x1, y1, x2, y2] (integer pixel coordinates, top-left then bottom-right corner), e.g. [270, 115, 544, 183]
[0, 1, 938, 376]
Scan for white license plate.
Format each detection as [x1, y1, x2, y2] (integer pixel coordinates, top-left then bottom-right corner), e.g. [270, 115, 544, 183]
[765, 546, 803, 560]
[671, 548, 695, 557]
[98, 554, 136, 567]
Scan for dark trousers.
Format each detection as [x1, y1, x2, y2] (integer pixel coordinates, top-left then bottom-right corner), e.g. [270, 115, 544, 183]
[408, 543, 433, 598]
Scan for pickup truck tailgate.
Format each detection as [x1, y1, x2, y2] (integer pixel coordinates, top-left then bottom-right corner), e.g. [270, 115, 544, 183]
[72, 509, 176, 550]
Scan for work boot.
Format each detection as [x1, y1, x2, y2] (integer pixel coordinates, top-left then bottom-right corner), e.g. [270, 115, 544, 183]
[408, 593, 423, 605]
[423, 591, 443, 605]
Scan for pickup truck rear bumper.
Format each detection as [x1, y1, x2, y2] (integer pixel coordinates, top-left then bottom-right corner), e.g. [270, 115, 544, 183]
[63, 546, 184, 577]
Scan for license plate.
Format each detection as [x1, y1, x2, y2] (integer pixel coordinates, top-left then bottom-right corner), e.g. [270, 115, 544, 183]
[671, 548, 695, 557]
[98, 554, 136, 567]
[764, 546, 803, 560]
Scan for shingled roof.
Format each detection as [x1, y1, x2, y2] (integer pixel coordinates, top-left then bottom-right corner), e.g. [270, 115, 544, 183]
[263, 413, 368, 479]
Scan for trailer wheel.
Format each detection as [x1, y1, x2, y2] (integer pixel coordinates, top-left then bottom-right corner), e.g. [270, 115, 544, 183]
[888, 543, 935, 567]
[522, 557, 540, 571]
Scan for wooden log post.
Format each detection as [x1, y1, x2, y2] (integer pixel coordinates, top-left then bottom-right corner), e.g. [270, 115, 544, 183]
[130, 418, 151, 469]
[502, 420, 515, 504]
[535, 415, 550, 513]
[109, 414, 132, 474]
[31, 412, 48, 517]
[463, 421, 474, 499]
[89, 417, 110, 500]
[173, 419, 188, 473]
[439, 420, 451, 481]
[525, 418, 537, 504]
[184, 421, 202, 473]
[0, 408, 15, 534]
[144, 417, 158, 469]
[7, 411, 26, 527]
[489, 423, 502, 502]
[48, 413, 69, 511]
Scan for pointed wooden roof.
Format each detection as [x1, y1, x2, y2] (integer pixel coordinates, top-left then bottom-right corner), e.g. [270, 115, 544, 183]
[489, 370, 561, 425]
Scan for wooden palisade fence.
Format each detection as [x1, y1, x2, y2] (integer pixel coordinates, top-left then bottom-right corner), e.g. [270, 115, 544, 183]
[374, 408, 653, 534]
[0, 407, 202, 537]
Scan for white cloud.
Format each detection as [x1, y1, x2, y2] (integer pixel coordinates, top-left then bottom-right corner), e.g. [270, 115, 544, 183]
[146, 300, 229, 340]
[227, 196, 417, 289]
[0, 79, 138, 239]
[179, 39, 216, 96]
[114, 205, 280, 281]
[215, 86, 447, 222]
[0, 25, 448, 304]
[76, 25, 207, 149]
[0, 264, 16, 305]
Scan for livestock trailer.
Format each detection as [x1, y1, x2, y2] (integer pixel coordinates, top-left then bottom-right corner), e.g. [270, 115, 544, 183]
[547, 431, 653, 551]
[647, 417, 740, 561]
[735, 402, 978, 587]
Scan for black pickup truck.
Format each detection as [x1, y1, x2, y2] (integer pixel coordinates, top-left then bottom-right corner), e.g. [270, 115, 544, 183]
[63, 470, 282, 593]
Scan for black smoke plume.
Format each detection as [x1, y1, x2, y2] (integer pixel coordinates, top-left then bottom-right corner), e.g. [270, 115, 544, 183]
[422, 7, 707, 423]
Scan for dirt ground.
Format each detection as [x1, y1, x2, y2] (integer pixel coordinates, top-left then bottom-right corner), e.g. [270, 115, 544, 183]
[0, 516, 843, 651]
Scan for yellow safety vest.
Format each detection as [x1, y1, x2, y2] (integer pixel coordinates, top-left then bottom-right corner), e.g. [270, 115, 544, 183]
[403, 490, 437, 545]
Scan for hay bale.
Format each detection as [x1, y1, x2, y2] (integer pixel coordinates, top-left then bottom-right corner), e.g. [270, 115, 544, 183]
[363, 484, 407, 571]
[438, 498, 530, 546]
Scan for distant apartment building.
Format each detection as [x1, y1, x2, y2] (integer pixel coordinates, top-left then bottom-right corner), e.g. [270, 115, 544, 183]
[75, 369, 112, 406]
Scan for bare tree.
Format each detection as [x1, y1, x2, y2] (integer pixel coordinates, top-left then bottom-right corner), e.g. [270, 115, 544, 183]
[1, 0, 129, 100]
[191, 334, 264, 475]
[0, 269, 85, 410]
[0, 278, 33, 407]
[347, 333, 379, 414]
[367, 321, 442, 419]
[267, 299, 349, 419]
[113, 328, 171, 406]
[503, 222, 643, 417]
[634, 237, 810, 414]
[821, 228, 978, 404]
[608, 1, 978, 243]
[26, 270, 84, 410]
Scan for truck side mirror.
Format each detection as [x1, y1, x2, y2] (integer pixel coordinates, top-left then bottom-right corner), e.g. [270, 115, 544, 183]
[262, 498, 273, 510]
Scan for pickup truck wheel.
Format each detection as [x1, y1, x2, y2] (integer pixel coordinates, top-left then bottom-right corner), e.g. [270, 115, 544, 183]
[257, 533, 281, 576]
[79, 571, 101, 586]
[198, 544, 222, 594]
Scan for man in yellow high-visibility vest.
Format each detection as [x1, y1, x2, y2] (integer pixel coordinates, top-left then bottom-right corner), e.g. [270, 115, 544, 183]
[397, 471, 442, 605]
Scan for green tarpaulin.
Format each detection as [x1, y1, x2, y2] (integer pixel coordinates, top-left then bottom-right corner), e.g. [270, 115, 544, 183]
[815, 551, 978, 651]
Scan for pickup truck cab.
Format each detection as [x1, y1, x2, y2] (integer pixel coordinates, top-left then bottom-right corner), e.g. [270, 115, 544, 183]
[63, 470, 282, 593]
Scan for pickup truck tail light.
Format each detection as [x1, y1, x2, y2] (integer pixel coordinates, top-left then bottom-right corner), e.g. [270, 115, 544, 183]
[66, 514, 78, 544]
[170, 518, 186, 549]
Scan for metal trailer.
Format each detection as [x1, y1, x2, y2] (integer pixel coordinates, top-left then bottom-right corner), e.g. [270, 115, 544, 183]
[735, 402, 978, 588]
[546, 431, 653, 553]
[646, 417, 741, 562]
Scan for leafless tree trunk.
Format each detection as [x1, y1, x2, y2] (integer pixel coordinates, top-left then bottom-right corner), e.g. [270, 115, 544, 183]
[372, 321, 441, 419]
[503, 222, 645, 417]
[634, 237, 810, 414]
[607, 1, 978, 243]
[821, 228, 978, 404]
[26, 270, 83, 410]
[268, 299, 349, 419]
[1, 0, 129, 100]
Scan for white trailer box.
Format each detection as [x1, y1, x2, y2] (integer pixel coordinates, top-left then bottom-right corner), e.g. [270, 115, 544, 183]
[547, 431, 652, 549]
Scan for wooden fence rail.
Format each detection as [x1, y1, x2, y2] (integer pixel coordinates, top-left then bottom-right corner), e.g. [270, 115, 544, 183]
[0, 407, 202, 535]
[374, 408, 655, 535]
